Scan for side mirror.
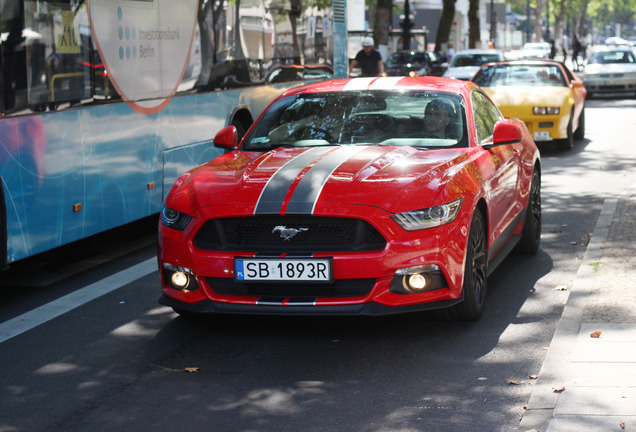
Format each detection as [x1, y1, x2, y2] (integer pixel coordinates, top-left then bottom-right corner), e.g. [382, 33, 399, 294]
[487, 120, 522, 148]
[213, 126, 238, 149]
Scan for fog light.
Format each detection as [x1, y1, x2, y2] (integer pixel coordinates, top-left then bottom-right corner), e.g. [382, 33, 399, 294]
[406, 273, 427, 291]
[163, 263, 198, 292]
[390, 264, 447, 295]
[171, 271, 189, 288]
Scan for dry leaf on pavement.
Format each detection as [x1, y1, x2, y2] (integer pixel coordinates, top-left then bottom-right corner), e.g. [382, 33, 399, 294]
[507, 379, 520, 385]
[590, 331, 602, 338]
[552, 386, 565, 393]
[174, 367, 200, 373]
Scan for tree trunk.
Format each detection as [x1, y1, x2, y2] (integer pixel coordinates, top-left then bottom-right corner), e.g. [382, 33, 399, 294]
[373, 0, 392, 48]
[533, 0, 543, 42]
[468, 0, 480, 48]
[435, 0, 456, 51]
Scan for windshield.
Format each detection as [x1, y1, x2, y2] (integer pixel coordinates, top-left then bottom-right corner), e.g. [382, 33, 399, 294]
[472, 64, 566, 87]
[242, 91, 468, 151]
[588, 50, 636, 64]
[387, 52, 428, 67]
[451, 53, 501, 68]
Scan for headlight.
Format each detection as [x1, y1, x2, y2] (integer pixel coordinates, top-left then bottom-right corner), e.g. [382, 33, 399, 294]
[161, 206, 192, 230]
[533, 106, 560, 115]
[391, 199, 462, 231]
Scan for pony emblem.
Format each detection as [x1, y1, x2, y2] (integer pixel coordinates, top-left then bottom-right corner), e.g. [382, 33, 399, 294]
[272, 226, 309, 241]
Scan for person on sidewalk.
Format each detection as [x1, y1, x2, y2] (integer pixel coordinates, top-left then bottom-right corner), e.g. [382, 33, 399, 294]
[572, 36, 582, 71]
[549, 40, 557, 59]
[349, 37, 384, 77]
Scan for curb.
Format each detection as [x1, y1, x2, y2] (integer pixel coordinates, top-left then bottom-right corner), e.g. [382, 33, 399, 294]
[518, 198, 618, 431]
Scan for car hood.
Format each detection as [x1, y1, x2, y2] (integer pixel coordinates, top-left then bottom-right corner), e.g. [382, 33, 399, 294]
[518, 50, 548, 59]
[584, 63, 636, 75]
[443, 66, 479, 80]
[168, 145, 470, 216]
[481, 86, 571, 111]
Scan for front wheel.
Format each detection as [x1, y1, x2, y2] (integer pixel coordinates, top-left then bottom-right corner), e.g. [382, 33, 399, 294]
[574, 106, 585, 140]
[515, 169, 541, 254]
[439, 210, 488, 321]
[556, 112, 574, 151]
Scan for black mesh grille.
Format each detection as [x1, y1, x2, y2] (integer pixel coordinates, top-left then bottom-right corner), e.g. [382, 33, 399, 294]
[206, 277, 375, 297]
[194, 216, 386, 252]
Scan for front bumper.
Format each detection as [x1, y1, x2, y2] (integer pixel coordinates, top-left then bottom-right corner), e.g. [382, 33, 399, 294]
[158, 205, 472, 315]
[584, 75, 636, 94]
[159, 293, 462, 316]
[522, 114, 569, 141]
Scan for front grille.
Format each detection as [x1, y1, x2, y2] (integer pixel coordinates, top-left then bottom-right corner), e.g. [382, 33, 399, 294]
[599, 85, 627, 91]
[206, 277, 375, 297]
[194, 216, 386, 252]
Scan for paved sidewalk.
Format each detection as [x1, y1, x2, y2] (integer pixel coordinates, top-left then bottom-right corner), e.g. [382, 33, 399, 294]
[519, 194, 636, 431]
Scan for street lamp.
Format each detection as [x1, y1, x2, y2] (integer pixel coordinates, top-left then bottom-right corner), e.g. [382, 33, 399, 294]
[400, 0, 414, 51]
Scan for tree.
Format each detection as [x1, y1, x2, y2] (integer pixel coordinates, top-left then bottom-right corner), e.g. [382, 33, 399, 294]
[373, 0, 393, 49]
[468, 0, 481, 48]
[533, 0, 544, 41]
[435, 0, 456, 51]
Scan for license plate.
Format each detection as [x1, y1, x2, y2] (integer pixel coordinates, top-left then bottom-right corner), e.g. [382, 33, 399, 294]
[534, 131, 552, 141]
[234, 257, 333, 282]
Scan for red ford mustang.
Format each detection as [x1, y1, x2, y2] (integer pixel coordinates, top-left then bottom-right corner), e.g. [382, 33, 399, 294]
[158, 77, 541, 320]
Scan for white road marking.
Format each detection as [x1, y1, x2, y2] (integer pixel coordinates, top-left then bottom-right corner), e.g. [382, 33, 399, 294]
[0, 258, 157, 344]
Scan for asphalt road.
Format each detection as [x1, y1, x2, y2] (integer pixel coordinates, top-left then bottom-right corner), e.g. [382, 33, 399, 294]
[1, 97, 635, 432]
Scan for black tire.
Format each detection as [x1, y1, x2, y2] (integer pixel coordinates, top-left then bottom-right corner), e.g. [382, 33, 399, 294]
[231, 119, 249, 143]
[439, 210, 488, 321]
[574, 106, 585, 140]
[515, 169, 541, 254]
[556, 112, 574, 151]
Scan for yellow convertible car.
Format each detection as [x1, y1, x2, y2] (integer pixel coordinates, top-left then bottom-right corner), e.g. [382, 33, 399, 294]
[471, 60, 587, 151]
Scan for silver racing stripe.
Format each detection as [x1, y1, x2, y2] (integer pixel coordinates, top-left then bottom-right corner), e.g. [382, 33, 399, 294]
[254, 147, 333, 214]
[286, 145, 368, 214]
[254, 146, 368, 215]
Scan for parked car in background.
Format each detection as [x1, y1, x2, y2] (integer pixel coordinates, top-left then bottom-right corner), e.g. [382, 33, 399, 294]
[158, 76, 541, 321]
[603, 37, 630, 46]
[384, 51, 446, 77]
[517, 42, 551, 59]
[582, 47, 636, 97]
[443, 49, 505, 80]
[472, 59, 586, 151]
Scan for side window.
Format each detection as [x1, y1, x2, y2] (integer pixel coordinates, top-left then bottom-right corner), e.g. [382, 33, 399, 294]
[1, 1, 121, 116]
[471, 91, 502, 143]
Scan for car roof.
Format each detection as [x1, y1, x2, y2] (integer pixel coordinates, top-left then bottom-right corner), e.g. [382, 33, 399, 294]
[590, 46, 633, 52]
[278, 77, 477, 99]
[480, 59, 566, 67]
[455, 48, 503, 55]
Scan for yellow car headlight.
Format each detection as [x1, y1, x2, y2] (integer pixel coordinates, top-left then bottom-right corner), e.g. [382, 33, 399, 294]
[533, 106, 560, 115]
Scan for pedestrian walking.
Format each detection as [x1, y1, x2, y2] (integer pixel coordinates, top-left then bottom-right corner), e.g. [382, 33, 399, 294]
[572, 36, 582, 71]
[549, 40, 556, 59]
